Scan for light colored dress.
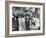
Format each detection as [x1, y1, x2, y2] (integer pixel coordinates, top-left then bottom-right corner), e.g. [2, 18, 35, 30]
[32, 18, 40, 30]
[30, 18, 40, 30]
[35, 18, 40, 29]
[18, 18, 26, 31]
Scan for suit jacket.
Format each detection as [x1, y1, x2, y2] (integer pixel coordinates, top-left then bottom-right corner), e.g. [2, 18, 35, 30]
[12, 18, 19, 31]
[25, 19, 30, 30]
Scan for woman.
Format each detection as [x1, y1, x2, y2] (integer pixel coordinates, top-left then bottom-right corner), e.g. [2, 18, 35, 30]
[18, 14, 26, 31]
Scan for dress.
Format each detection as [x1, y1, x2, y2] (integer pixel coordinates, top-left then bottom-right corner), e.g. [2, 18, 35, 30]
[18, 18, 26, 31]
[35, 18, 40, 30]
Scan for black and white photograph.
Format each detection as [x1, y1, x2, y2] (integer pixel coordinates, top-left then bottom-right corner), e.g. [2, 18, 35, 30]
[12, 7, 40, 31]
[8, 3, 44, 35]
[5, 1, 45, 37]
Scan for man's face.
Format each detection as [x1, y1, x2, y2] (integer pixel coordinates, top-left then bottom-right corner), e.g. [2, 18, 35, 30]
[26, 16, 29, 19]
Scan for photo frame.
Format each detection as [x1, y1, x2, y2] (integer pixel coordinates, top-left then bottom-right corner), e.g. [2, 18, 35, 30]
[5, 1, 45, 37]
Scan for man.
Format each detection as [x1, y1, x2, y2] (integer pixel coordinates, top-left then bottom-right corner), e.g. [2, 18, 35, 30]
[25, 14, 30, 30]
[12, 15, 19, 31]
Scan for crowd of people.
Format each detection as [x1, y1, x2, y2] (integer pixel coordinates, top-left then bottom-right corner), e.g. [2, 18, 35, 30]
[12, 7, 40, 31]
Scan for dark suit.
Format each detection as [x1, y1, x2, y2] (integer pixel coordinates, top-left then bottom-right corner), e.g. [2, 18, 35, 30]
[25, 19, 30, 30]
[12, 18, 19, 31]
